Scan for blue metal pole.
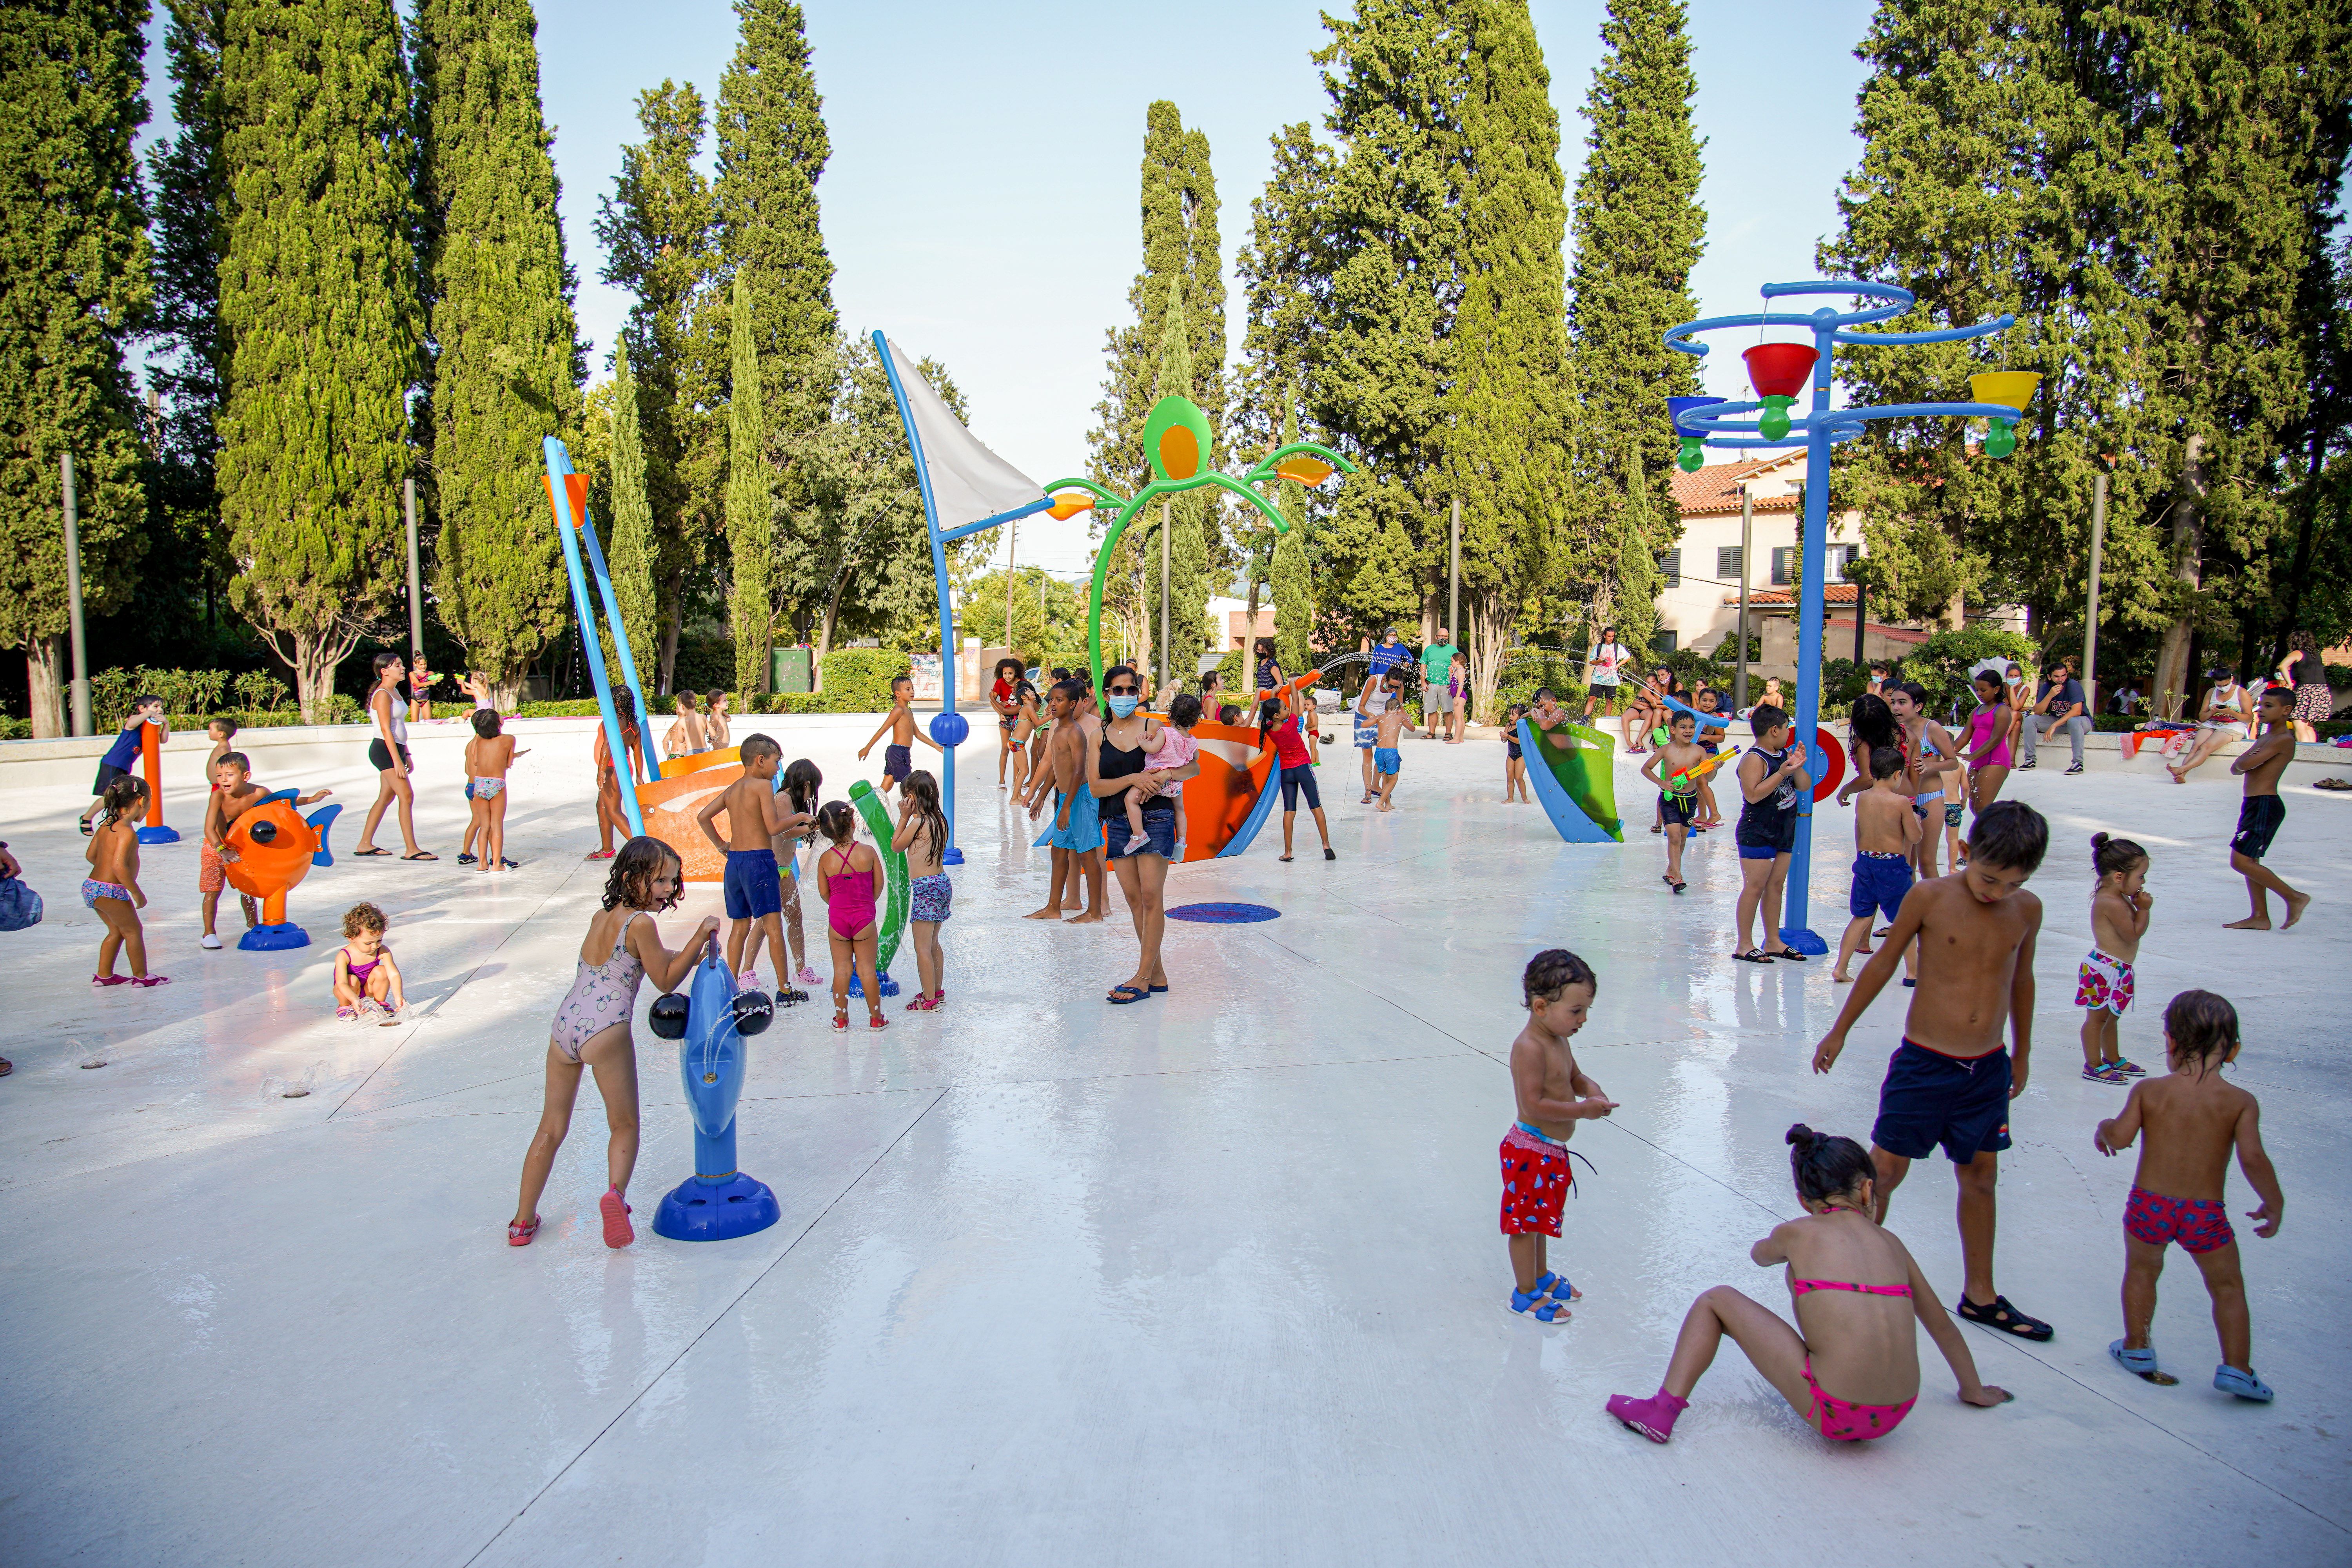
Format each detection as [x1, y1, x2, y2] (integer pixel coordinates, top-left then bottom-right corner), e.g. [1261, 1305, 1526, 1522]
[544, 438, 646, 838]
[575, 500, 663, 776]
[931, 521, 964, 864]
[1783, 317, 1836, 953]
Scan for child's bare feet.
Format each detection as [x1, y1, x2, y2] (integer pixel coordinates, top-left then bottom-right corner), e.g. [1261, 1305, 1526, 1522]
[1377, 801, 1395, 812]
[2284, 891, 2312, 928]
[1069, 908, 1106, 924]
[1833, 970, 1852, 983]
[1022, 904, 1062, 920]
[2223, 915, 2272, 930]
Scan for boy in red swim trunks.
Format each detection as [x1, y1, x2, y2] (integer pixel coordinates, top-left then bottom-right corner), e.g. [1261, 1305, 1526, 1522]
[1501, 949, 1617, 1321]
[1813, 800, 2054, 1343]
[2095, 989, 2283, 1400]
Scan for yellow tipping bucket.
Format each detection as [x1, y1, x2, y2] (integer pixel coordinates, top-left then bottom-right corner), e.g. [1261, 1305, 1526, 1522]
[1969, 372, 2041, 413]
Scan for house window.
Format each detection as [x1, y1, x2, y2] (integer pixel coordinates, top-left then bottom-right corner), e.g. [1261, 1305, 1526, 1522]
[1650, 630, 1677, 655]
[1717, 545, 1742, 580]
[1771, 546, 1792, 586]
[1826, 544, 1859, 579]
[1657, 549, 1681, 587]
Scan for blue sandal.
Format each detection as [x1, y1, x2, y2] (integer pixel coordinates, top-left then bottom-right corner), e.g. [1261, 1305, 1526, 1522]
[1510, 1287, 1572, 1322]
[1106, 985, 1149, 1005]
[2214, 1364, 2274, 1402]
[1533, 1271, 1578, 1303]
[2109, 1339, 2174, 1383]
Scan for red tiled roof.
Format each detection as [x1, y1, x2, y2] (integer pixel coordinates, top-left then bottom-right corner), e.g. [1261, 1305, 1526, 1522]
[1670, 454, 1803, 517]
[1732, 585, 1860, 606]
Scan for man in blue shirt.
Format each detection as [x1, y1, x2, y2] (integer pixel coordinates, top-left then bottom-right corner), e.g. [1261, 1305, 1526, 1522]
[2020, 659, 2088, 773]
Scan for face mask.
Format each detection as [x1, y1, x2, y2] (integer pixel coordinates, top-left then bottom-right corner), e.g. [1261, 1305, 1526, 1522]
[1108, 695, 1140, 718]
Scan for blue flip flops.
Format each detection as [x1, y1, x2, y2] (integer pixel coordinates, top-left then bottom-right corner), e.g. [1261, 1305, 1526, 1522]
[1107, 985, 1149, 1005]
[2214, 1364, 2274, 1402]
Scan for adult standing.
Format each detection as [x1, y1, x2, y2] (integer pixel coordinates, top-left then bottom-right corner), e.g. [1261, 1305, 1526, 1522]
[1367, 627, 1412, 687]
[1353, 671, 1397, 803]
[1584, 626, 1633, 721]
[2019, 660, 2089, 774]
[1421, 626, 1461, 741]
[2280, 631, 2332, 744]
[353, 652, 432, 860]
[1092, 665, 1199, 1004]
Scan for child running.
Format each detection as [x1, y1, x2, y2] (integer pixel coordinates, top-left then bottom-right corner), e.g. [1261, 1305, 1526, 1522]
[2095, 989, 2283, 1400]
[510, 837, 719, 1248]
[1501, 949, 1617, 1322]
[332, 901, 407, 1022]
[1732, 705, 1811, 964]
[858, 675, 942, 801]
[1605, 1124, 2011, 1444]
[1265, 692, 1334, 860]
[1813, 801, 2053, 1341]
[2079, 833, 2152, 1082]
[86, 775, 164, 986]
[815, 800, 887, 1031]
[2223, 685, 2310, 930]
[460, 709, 525, 873]
[1833, 746, 1920, 984]
[695, 733, 792, 990]
[893, 770, 951, 1010]
[201, 751, 330, 947]
[1641, 711, 1706, 893]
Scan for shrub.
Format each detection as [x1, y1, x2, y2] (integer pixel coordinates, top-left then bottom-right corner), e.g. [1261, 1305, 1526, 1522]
[670, 633, 736, 696]
[818, 647, 913, 710]
[1494, 648, 1587, 716]
[1897, 628, 2040, 722]
[0, 716, 29, 740]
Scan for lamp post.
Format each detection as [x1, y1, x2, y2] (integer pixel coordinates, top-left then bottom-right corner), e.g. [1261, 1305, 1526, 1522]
[2083, 463, 2110, 715]
[1666, 281, 2036, 952]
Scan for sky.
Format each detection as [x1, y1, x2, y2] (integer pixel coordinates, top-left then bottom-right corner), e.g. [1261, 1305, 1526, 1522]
[140, 0, 1880, 580]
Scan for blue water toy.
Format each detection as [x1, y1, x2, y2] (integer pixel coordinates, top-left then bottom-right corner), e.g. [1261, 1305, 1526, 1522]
[650, 944, 781, 1242]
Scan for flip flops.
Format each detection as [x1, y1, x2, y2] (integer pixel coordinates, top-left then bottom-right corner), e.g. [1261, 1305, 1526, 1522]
[1733, 949, 1773, 964]
[1107, 985, 1149, 1005]
[352, 848, 391, 857]
[400, 851, 437, 862]
[508, 1215, 541, 1247]
[1956, 1293, 2053, 1341]
[1323, 848, 1336, 860]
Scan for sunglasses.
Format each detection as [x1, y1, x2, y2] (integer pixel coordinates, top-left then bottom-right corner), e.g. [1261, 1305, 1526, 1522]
[1108, 684, 1139, 695]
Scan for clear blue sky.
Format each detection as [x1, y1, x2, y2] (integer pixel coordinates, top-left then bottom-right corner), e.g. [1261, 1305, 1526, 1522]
[142, 0, 1878, 577]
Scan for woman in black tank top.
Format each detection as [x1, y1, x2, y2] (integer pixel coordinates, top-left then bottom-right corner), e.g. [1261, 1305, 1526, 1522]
[1089, 665, 1202, 1004]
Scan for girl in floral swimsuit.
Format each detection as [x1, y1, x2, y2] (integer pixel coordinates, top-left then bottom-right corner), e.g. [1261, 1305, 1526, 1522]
[508, 837, 718, 1249]
[1606, 1123, 2013, 1445]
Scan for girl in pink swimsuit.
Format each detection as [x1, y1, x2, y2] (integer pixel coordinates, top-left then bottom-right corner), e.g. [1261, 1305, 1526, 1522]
[1606, 1124, 2013, 1445]
[1962, 669, 2020, 831]
[814, 801, 886, 1033]
[508, 837, 718, 1249]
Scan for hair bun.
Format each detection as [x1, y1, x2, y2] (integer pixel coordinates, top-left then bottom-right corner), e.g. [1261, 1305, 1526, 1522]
[2091, 831, 2110, 850]
[1785, 1123, 1818, 1151]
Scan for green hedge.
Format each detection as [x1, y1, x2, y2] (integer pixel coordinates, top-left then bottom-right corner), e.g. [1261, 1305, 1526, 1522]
[818, 647, 914, 709]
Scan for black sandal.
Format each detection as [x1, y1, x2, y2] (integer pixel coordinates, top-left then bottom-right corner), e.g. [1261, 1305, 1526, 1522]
[1768, 947, 1808, 962]
[1955, 1294, 2053, 1341]
[1733, 948, 1774, 964]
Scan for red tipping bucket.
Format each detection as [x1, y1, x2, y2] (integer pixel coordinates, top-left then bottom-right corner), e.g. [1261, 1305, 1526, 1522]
[1742, 343, 1818, 399]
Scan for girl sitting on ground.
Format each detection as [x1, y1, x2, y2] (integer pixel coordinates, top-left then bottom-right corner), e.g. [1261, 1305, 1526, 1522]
[510, 837, 718, 1249]
[814, 800, 886, 1033]
[1605, 1123, 2011, 1445]
[333, 902, 407, 1021]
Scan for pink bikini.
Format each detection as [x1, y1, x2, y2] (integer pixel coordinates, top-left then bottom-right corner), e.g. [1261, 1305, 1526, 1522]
[1790, 1277, 1919, 1439]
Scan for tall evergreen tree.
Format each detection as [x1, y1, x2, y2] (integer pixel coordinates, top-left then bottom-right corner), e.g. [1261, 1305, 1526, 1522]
[1270, 398, 1316, 675]
[0, 0, 152, 735]
[724, 270, 770, 695]
[605, 336, 659, 685]
[1562, 0, 1704, 639]
[143, 0, 234, 652]
[595, 80, 715, 691]
[218, 0, 420, 719]
[415, 0, 582, 701]
[1445, 0, 1570, 716]
[1234, 123, 1335, 458]
[1311, 0, 1468, 644]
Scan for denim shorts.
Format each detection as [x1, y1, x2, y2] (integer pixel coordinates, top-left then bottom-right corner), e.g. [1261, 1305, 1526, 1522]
[1105, 804, 1176, 860]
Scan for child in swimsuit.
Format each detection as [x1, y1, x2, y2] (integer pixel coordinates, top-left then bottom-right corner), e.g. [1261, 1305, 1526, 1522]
[85, 774, 164, 987]
[460, 709, 527, 871]
[814, 800, 886, 1032]
[1503, 951, 1615, 1323]
[1607, 1124, 2011, 1443]
[2078, 833, 2152, 1082]
[894, 771, 952, 1011]
[1501, 704, 1530, 804]
[332, 901, 407, 1021]
[408, 657, 435, 723]
[2095, 989, 2283, 1400]
[509, 837, 718, 1249]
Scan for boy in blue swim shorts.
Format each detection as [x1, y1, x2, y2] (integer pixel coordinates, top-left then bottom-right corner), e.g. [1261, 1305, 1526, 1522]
[1814, 800, 2056, 1343]
[1833, 745, 1920, 982]
[859, 675, 940, 801]
[1372, 691, 1408, 811]
[696, 734, 793, 987]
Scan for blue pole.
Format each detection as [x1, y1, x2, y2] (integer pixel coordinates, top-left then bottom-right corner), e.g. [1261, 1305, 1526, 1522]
[872, 332, 965, 865]
[1782, 314, 1836, 953]
[545, 438, 646, 838]
[575, 499, 663, 776]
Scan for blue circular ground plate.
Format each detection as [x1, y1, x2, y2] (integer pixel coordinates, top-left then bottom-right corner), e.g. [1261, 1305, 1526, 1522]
[1166, 902, 1281, 924]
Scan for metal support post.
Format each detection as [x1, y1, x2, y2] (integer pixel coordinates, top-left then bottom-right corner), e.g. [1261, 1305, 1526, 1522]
[63, 452, 90, 736]
[2082, 470, 2108, 714]
[404, 476, 423, 661]
[1735, 485, 1753, 713]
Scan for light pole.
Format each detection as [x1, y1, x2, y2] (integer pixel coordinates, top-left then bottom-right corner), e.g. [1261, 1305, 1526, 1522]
[62, 452, 90, 737]
[2082, 464, 2109, 715]
[1666, 281, 2037, 952]
[404, 476, 423, 664]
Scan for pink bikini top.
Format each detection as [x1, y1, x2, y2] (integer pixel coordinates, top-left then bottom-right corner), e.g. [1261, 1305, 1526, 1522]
[826, 846, 877, 924]
[1791, 1278, 1913, 1298]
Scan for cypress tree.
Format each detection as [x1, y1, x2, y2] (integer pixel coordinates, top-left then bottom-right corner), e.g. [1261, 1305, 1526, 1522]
[1311, 0, 1468, 641]
[1562, 0, 1704, 633]
[594, 80, 715, 691]
[0, 0, 152, 735]
[606, 335, 659, 685]
[1270, 398, 1316, 675]
[1445, 0, 1570, 715]
[724, 269, 770, 695]
[1234, 122, 1334, 457]
[218, 0, 421, 719]
[415, 0, 582, 701]
[713, 0, 835, 443]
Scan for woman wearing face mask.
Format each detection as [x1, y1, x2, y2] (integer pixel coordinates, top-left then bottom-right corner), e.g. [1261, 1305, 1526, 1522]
[1091, 665, 1202, 1004]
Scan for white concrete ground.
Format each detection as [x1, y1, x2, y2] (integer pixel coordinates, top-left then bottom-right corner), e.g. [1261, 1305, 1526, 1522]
[1, 713, 2346, 1566]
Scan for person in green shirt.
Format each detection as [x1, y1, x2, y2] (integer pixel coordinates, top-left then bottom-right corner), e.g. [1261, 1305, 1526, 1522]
[1422, 627, 1461, 743]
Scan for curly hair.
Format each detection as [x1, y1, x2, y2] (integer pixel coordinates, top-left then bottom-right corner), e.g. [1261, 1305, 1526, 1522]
[1522, 948, 1597, 1006]
[341, 902, 388, 938]
[600, 835, 682, 912]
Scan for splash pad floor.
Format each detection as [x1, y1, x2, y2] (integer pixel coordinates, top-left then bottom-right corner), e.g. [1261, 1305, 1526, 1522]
[1, 715, 2346, 1564]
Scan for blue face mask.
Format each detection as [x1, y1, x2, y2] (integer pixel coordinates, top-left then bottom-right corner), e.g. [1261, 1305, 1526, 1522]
[1107, 695, 1140, 719]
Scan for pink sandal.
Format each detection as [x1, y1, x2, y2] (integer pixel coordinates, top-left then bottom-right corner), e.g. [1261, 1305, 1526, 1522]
[508, 1215, 541, 1247]
[600, 1186, 633, 1248]
[92, 975, 130, 987]
[867, 1011, 889, 1031]
[129, 975, 170, 987]
[904, 994, 939, 1012]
